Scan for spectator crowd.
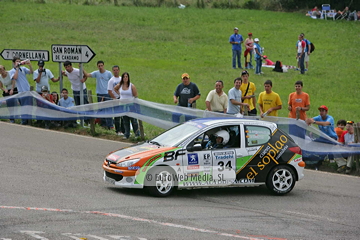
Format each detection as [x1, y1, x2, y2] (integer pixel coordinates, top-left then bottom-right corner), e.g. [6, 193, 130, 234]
[307, 5, 360, 21]
[0, 28, 358, 173]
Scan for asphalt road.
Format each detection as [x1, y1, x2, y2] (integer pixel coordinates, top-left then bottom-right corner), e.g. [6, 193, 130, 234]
[0, 122, 359, 240]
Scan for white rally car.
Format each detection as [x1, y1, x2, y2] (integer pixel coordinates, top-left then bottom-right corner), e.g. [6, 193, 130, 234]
[103, 118, 305, 197]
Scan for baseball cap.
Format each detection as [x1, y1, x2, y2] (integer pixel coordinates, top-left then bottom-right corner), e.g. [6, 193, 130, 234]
[241, 70, 249, 76]
[318, 105, 328, 111]
[254, 38, 259, 42]
[182, 73, 190, 79]
[263, 55, 267, 58]
[248, 32, 252, 36]
[234, 27, 238, 30]
[41, 85, 49, 92]
[346, 120, 354, 125]
[38, 60, 45, 67]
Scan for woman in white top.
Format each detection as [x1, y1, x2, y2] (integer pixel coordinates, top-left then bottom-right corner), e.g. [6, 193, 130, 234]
[0, 65, 18, 123]
[115, 72, 140, 139]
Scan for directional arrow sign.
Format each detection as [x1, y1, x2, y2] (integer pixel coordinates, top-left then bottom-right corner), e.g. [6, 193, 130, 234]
[1, 49, 49, 61]
[51, 44, 96, 63]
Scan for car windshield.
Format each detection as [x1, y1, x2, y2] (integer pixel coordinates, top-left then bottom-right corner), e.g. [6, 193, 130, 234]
[151, 121, 204, 147]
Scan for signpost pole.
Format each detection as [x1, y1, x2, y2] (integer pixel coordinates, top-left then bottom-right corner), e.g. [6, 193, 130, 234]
[59, 62, 63, 93]
[79, 63, 84, 127]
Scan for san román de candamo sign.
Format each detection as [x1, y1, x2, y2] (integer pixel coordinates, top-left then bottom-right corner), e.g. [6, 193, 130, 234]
[51, 44, 96, 63]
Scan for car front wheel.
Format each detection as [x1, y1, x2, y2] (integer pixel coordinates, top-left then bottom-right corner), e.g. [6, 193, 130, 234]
[266, 165, 296, 195]
[146, 166, 176, 197]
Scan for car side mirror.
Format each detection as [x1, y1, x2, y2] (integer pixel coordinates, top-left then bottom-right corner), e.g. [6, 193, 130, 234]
[186, 143, 202, 152]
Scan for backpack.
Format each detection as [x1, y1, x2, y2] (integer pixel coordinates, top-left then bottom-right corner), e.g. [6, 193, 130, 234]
[273, 60, 283, 72]
[310, 42, 315, 53]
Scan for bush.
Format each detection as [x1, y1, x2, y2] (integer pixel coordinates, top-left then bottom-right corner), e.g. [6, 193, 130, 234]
[212, 0, 242, 9]
[243, 0, 260, 10]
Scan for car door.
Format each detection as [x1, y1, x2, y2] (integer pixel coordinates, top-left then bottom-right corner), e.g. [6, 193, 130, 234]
[211, 148, 236, 183]
[236, 124, 273, 182]
[180, 131, 213, 185]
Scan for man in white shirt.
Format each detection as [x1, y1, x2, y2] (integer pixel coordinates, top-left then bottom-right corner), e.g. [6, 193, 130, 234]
[205, 80, 228, 113]
[62, 61, 88, 106]
[107, 65, 124, 135]
[33, 60, 59, 94]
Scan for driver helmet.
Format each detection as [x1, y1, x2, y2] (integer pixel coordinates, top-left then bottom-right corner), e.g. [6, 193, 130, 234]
[214, 130, 230, 145]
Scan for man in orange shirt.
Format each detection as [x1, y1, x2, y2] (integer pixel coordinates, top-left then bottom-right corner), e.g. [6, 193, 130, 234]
[287, 80, 310, 120]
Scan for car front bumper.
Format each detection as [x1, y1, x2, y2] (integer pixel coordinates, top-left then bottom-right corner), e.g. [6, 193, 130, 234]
[103, 171, 143, 189]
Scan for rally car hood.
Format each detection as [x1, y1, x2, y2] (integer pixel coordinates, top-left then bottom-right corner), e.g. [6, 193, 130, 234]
[106, 142, 177, 163]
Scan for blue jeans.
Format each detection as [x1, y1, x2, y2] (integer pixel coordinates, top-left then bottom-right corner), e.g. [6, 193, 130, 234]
[248, 52, 253, 68]
[123, 116, 140, 139]
[114, 116, 125, 134]
[232, 49, 242, 68]
[298, 53, 305, 74]
[97, 93, 113, 128]
[73, 89, 89, 106]
[3, 89, 18, 121]
[255, 58, 262, 74]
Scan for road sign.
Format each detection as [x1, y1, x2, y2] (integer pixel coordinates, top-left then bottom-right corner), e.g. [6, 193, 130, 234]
[1, 49, 49, 61]
[51, 44, 96, 63]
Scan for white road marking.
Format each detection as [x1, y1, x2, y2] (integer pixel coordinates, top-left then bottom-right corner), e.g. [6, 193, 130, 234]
[285, 210, 338, 223]
[20, 231, 48, 240]
[1, 206, 265, 239]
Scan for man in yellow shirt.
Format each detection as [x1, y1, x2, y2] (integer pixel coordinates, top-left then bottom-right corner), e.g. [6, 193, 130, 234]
[240, 70, 257, 116]
[258, 80, 282, 117]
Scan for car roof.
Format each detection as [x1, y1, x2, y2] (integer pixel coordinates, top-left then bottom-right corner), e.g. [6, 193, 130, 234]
[189, 117, 277, 129]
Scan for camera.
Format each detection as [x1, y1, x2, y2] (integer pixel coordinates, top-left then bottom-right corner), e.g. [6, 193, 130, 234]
[39, 68, 46, 72]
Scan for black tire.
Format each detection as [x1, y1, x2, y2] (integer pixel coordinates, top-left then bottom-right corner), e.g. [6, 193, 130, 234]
[266, 165, 296, 195]
[145, 166, 176, 197]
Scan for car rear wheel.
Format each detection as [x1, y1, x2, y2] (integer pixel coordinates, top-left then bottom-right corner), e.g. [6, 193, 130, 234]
[266, 165, 295, 195]
[146, 166, 176, 197]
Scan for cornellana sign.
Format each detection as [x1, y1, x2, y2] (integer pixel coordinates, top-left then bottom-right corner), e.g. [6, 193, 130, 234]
[1, 49, 49, 61]
[51, 44, 96, 63]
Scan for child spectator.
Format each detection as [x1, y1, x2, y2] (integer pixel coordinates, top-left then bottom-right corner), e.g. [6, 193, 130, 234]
[263, 56, 274, 66]
[51, 91, 59, 105]
[253, 38, 263, 75]
[59, 88, 77, 128]
[336, 121, 356, 174]
[335, 119, 346, 142]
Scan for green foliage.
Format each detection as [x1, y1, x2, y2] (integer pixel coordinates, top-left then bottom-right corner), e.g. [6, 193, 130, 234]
[243, 0, 260, 10]
[212, 0, 242, 9]
[196, 0, 205, 9]
[0, 1, 359, 139]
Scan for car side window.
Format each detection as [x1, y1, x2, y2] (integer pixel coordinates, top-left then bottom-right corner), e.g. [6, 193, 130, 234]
[187, 125, 241, 150]
[226, 125, 240, 148]
[245, 125, 271, 147]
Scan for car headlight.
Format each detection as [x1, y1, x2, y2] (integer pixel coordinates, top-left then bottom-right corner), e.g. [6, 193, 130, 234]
[116, 158, 140, 167]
